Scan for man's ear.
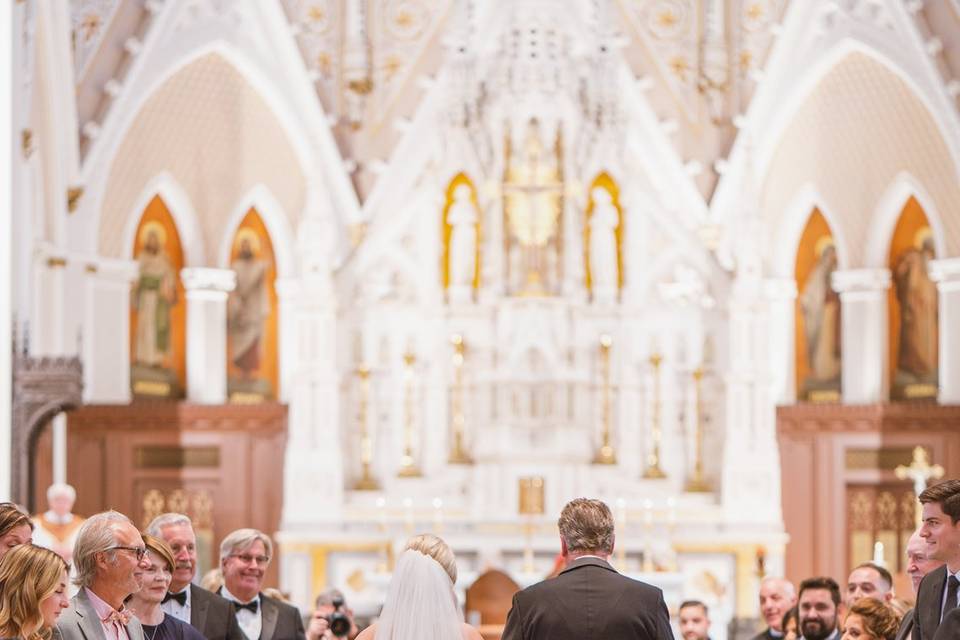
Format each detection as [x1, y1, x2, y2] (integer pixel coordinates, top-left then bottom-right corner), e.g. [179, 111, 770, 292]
[560, 538, 568, 557]
[610, 533, 616, 555]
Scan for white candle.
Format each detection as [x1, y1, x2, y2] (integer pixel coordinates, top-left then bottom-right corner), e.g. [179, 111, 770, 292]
[616, 498, 627, 527]
[432, 497, 444, 533]
[873, 541, 884, 565]
[376, 497, 387, 532]
[403, 497, 414, 533]
[643, 499, 653, 527]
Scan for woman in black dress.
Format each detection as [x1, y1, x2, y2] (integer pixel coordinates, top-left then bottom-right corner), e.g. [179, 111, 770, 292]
[126, 534, 205, 640]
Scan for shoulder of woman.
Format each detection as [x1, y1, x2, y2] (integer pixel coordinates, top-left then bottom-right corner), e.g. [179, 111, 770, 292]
[461, 622, 484, 640]
[355, 623, 376, 640]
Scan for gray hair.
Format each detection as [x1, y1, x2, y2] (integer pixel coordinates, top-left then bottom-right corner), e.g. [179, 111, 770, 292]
[219, 528, 273, 564]
[73, 511, 133, 587]
[315, 588, 345, 608]
[145, 513, 193, 537]
[557, 498, 615, 554]
[46, 483, 77, 502]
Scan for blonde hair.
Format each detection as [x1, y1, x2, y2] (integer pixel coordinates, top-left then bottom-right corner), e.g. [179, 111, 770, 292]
[200, 568, 223, 592]
[404, 534, 457, 584]
[141, 533, 176, 573]
[557, 498, 615, 554]
[0, 503, 33, 539]
[0, 544, 69, 640]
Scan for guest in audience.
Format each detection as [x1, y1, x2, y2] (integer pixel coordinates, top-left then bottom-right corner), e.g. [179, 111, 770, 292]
[307, 589, 357, 640]
[0, 503, 33, 562]
[798, 577, 841, 640]
[501, 498, 673, 640]
[146, 513, 243, 640]
[679, 600, 711, 640]
[895, 529, 943, 640]
[845, 563, 894, 607]
[841, 599, 899, 640]
[218, 528, 305, 640]
[56, 510, 149, 640]
[125, 534, 206, 640]
[782, 607, 799, 640]
[31, 484, 85, 564]
[912, 479, 960, 640]
[0, 543, 70, 639]
[201, 569, 224, 593]
[355, 533, 482, 640]
[753, 577, 797, 640]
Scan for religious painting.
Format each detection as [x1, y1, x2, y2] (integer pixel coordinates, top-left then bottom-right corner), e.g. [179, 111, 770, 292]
[503, 118, 564, 297]
[130, 195, 186, 398]
[227, 209, 278, 402]
[584, 173, 624, 302]
[441, 173, 480, 302]
[794, 208, 841, 402]
[888, 197, 938, 400]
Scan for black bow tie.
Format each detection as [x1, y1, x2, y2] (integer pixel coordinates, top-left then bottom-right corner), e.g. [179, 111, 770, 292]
[233, 600, 259, 614]
[162, 591, 188, 606]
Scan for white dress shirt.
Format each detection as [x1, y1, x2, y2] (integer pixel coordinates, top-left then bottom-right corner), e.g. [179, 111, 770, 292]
[161, 584, 191, 623]
[221, 584, 261, 640]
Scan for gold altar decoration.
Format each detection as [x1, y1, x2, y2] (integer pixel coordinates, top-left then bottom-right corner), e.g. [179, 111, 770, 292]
[685, 367, 710, 492]
[594, 334, 617, 464]
[895, 445, 944, 527]
[518, 477, 545, 573]
[354, 366, 380, 490]
[448, 334, 473, 464]
[398, 352, 422, 477]
[643, 353, 667, 478]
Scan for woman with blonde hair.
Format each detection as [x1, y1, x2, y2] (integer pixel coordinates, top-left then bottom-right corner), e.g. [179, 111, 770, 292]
[841, 598, 900, 640]
[0, 543, 70, 640]
[0, 504, 33, 562]
[356, 534, 482, 640]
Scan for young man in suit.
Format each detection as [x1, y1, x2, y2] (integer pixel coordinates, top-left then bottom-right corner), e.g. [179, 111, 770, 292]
[912, 479, 960, 640]
[218, 529, 306, 640]
[57, 511, 149, 640]
[500, 497, 672, 640]
[147, 513, 244, 640]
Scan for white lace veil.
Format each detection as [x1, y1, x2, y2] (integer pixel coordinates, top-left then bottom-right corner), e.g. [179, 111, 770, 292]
[374, 549, 463, 640]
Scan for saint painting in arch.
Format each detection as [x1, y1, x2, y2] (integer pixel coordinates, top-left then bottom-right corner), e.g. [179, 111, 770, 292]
[227, 210, 278, 401]
[584, 173, 624, 304]
[130, 195, 186, 398]
[795, 209, 841, 401]
[888, 197, 938, 400]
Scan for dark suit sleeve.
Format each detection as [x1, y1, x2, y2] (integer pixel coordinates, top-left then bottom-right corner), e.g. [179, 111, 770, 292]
[293, 606, 307, 640]
[500, 593, 524, 640]
[647, 591, 673, 640]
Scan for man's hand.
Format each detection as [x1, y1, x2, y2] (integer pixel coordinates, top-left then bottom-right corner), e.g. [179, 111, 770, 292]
[306, 611, 332, 640]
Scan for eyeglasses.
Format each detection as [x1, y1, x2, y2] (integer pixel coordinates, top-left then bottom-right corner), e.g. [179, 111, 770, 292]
[108, 546, 147, 560]
[229, 553, 271, 566]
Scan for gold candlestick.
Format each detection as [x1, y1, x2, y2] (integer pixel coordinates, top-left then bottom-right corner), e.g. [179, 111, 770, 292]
[354, 366, 380, 490]
[448, 334, 473, 464]
[519, 477, 544, 574]
[643, 353, 667, 479]
[594, 334, 617, 464]
[398, 352, 422, 477]
[685, 367, 710, 492]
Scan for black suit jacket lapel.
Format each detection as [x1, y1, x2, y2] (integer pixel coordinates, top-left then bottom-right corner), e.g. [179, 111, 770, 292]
[259, 595, 278, 640]
[190, 585, 210, 632]
[920, 566, 947, 639]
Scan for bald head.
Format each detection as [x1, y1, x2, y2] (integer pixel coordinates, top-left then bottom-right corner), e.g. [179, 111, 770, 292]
[759, 577, 797, 631]
[906, 530, 942, 593]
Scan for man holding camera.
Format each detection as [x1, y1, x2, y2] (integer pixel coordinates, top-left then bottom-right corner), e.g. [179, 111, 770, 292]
[306, 589, 357, 640]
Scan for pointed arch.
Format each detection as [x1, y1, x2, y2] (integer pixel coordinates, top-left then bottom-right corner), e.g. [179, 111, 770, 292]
[219, 184, 297, 279]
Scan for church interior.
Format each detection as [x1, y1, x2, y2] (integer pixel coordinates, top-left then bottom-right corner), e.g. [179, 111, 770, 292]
[3, 0, 960, 638]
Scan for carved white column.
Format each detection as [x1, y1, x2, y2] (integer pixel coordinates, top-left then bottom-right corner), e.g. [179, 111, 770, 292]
[929, 258, 960, 403]
[52, 412, 66, 484]
[32, 246, 67, 356]
[832, 269, 891, 404]
[764, 278, 798, 404]
[84, 258, 139, 402]
[181, 268, 235, 404]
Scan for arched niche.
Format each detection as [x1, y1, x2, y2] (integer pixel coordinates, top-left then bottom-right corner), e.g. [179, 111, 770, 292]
[585, 172, 624, 295]
[887, 196, 938, 400]
[130, 195, 187, 398]
[441, 173, 481, 295]
[226, 208, 279, 401]
[794, 208, 841, 402]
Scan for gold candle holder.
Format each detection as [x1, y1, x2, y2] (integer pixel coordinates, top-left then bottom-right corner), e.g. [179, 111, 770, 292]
[594, 334, 617, 465]
[398, 352, 422, 478]
[448, 334, 473, 464]
[643, 353, 667, 479]
[519, 477, 545, 574]
[685, 367, 710, 492]
[354, 366, 380, 490]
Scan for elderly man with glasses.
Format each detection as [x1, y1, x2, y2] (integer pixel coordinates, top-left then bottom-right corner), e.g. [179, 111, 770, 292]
[57, 510, 150, 640]
[217, 528, 305, 640]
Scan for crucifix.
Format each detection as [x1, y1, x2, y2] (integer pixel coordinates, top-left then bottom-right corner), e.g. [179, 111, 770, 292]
[895, 446, 944, 527]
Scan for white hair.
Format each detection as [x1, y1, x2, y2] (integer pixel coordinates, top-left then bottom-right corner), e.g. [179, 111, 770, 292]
[145, 513, 193, 537]
[46, 483, 76, 502]
[219, 528, 273, 564]
[73, 511, 133, 587]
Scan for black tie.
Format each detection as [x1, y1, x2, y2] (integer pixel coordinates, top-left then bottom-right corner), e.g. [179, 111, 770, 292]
[162, 591, 187, 606]
[946, 575, 959, 617]
[233, 600, 259, 614]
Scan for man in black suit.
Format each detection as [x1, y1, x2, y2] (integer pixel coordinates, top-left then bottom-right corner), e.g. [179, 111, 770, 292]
[895, 530, 942, 640]
[218, 528, 306, 640]
[797, 577, 840, 640]
[911, 479, 960, 640]
[500, 497, 673, 640]
[751, 577, 796, 640]
[148, 513, 245, 640]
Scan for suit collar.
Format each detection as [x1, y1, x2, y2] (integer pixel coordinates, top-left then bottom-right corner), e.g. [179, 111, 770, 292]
[259, 594, 278, 640]
[920, 564, 947, 636]
[559, 556, 617, 575]
[72, 589, 108, 640]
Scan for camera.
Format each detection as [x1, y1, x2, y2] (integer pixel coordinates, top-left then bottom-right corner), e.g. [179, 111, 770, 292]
[325, 597, 351, 638]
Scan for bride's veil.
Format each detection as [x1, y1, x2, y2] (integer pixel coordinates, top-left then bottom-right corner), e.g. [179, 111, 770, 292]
[374, 549, 464, 640]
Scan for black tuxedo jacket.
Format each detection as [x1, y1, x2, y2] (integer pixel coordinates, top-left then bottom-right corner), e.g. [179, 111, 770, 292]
[750, 629, 778, 640]
[914, 565, 950, 640]
[500, 556, 673, 640]
[896, 609, 914, 640]
[934, 607, 960, 640]
[257, 593, 306, 640]
[190, 585, 245, 640]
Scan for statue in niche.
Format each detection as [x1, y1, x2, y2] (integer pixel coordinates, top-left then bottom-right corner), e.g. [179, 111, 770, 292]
[228, 230, 271, 398]
[447, 184, 477, 301]
[588, 187, 619, 303]
[798, 240, 841, 398]
[893, 230, 938, 397]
